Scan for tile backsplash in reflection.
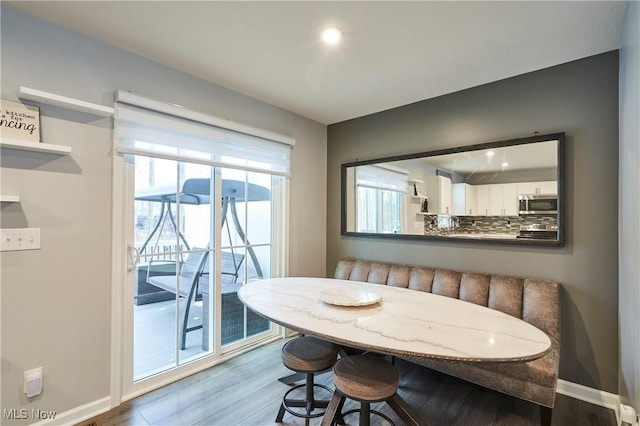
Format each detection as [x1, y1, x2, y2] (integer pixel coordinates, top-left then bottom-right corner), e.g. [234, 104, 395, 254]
[424, 214, 557, 236]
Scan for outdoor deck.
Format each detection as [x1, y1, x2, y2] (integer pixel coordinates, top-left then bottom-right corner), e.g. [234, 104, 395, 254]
[134, 294, 270, 380]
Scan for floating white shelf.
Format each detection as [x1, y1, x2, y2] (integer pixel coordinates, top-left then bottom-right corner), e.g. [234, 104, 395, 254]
[19, 86, 114, 117]
[408, 179, 424, 184]
[411, 195, 428, 200]
[0, 195, 20, 203]
[1, 137, 71, 155]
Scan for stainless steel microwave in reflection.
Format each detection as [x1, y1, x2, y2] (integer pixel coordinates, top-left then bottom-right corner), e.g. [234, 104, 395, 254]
[518, 194, 558, 215]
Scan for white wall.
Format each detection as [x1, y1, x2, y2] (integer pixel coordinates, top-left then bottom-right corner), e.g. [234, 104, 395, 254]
[0, 6, 326, 423]
[618, 0, 640, 414]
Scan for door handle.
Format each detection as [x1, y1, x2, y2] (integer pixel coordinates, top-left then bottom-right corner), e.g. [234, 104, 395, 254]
[127, 245, 140, 271]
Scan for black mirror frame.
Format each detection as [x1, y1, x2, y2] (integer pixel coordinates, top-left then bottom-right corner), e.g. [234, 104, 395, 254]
[341, 132, 566, 247]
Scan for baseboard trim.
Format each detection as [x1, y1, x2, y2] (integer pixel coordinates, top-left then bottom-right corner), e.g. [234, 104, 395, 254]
[30, 396, 111, 426]
[556, 379, 620, 424]
[23, 379, 625, 426]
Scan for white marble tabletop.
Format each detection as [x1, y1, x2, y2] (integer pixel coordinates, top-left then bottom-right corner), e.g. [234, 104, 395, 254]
[238, 277, 551, 362]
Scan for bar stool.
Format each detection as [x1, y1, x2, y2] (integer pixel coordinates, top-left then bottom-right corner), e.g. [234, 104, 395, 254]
[324, 355, 399, 426]
[276, 336, 338, 425]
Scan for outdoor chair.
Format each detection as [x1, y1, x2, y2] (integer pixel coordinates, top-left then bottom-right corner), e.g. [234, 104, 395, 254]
[146, 249, 248, 349]
[146, 249, 209, 349]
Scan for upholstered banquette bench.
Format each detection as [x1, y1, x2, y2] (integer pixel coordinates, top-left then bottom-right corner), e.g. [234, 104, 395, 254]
[333, 258, 560, 425]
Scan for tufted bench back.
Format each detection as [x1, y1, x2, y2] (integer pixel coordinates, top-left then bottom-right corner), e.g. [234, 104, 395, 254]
[334, 259, 560, 343]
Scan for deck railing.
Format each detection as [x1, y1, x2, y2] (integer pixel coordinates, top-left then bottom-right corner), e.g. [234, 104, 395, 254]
[137, 242, 184, 262]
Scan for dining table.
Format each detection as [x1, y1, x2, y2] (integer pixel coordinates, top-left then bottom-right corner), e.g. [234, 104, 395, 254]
[237, 277, 552, 425]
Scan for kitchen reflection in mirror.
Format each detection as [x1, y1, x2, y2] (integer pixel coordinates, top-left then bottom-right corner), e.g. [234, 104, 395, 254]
[341, 132, 565, 246]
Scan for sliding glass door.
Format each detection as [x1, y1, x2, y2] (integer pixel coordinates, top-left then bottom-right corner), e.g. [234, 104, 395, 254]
[113, 91, 291, 400]
[123, 155, 282, 394]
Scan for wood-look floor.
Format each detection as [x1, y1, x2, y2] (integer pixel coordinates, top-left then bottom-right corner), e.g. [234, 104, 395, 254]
[81, 339, 616, 426]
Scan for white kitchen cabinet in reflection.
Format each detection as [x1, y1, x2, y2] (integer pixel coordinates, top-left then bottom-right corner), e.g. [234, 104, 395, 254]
[517, 181, 557, 195]
[473, 184, 517, 216]
[452, 183, 477, 216]
[489, 183, 518, 216]
[424, 175, 452, 214]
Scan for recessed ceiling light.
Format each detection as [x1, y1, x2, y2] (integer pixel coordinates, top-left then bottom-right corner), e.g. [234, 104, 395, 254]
[321, 27, 342, 45]
[486, 151, 495, 157]
[502, 162, 509, 167]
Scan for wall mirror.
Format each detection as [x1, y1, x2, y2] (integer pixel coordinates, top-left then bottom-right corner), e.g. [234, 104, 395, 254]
[341, 132, 565, 246]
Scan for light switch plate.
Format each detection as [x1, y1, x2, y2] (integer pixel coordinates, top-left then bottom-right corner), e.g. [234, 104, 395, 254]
[1, 228, 41, 251]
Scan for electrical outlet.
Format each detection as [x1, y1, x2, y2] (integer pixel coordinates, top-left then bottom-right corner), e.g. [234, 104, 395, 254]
[24, 367, 43, 398]
[1, 228, 41, 251]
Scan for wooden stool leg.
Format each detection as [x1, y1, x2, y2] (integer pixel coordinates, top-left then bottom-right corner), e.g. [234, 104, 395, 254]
[321, 392, 346, 426]
[387, 393, 423, 426]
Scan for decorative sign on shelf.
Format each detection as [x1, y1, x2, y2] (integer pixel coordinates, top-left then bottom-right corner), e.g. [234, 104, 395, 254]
[0, 99, 41, 142]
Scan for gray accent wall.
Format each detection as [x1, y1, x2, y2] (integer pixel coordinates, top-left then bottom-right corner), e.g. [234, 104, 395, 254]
[619, 0, 640, 414]
[1, 7, 326, 423]
[327, 52, 620, 393]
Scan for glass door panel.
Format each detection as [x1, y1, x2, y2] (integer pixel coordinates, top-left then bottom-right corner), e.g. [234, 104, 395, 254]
[245, 172, 272, 247]
[132, 157, 215, 380]
[245, 245, 271, 338]
[133, 156, 181, 381]
[177, 163, 215, 366]
[219, 170, 273, 346]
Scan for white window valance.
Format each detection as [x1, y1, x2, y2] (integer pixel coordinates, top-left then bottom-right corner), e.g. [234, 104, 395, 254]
[114, 91, 293, 176]
[356, 164, 409, 193]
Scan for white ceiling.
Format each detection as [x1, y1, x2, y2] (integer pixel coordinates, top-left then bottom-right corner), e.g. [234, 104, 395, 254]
[6, 1, 628, 125]
[422, 140, 558, 173]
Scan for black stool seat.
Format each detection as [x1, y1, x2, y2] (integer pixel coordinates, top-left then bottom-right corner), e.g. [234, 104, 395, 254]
[276, 337, 338, 425]
[322, 355, 399, 426]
